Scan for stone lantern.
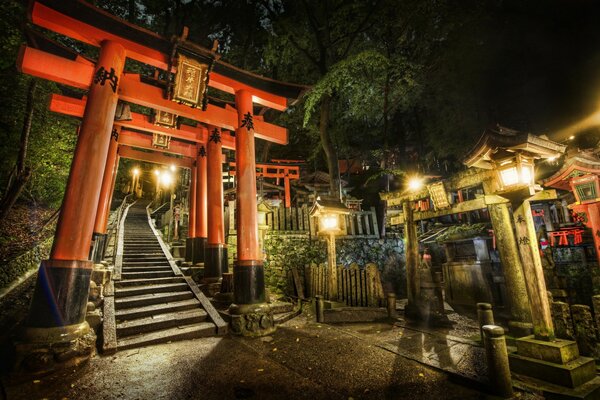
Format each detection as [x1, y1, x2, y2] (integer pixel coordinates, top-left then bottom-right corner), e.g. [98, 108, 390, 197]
[310, 197, 350, 299]
[464, 127, 600, 392]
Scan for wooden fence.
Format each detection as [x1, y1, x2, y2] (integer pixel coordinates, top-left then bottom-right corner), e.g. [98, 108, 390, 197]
[226, 200, 380, 239]
[304, 263, 385, 307]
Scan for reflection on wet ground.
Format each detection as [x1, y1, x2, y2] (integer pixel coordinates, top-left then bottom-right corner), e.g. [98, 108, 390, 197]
[334, 307, 488, 383]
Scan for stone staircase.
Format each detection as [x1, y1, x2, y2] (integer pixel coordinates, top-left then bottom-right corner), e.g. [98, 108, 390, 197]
[103, 200, 226, 353]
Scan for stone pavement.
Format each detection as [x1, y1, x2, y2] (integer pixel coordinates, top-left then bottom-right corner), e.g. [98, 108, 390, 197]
[331, 311, 489, 385]
[2, 312, 511, 400]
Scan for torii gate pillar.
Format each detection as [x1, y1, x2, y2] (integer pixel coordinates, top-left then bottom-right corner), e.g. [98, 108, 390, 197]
[229, 90, 274, 336]
[185, 163, 197, 264]
[91, 126, 121, 264]
[203, 126, 228, 282]
[193, 146, 208, 265]
[18, 41, 126, 372]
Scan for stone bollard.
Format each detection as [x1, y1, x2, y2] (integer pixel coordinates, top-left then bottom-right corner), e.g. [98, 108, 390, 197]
[477, 303, 494, 340]
[551, 301, 574, 339]
[571, 304, 597, 356]
[591, 295, 600, 333]
[315, 295, 324, 323]
[482, 325, 513, 398]
[387, 293, 397, 319]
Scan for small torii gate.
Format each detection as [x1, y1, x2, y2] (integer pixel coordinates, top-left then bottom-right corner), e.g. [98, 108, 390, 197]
[228, 162, 301, 208]
[17, 0, 306, 367]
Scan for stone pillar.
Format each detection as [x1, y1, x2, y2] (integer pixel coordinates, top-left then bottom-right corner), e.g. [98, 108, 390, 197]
[486, 201, 532, 334]
[571, 305, 597, 356]
[403, 200, 420, 318]
[551, 301, 574, 339]
[193, 145, 207, 265]
[185, 163, 197, 264]
[482, 325, 513, 398]
[20, 41, 126, 373]
[204, 126, 228, 282]
[327, 232, 338, 300]
[91, 126, 120, 264]
[229, 89, 274, 336]
[513, 199, 554, 341]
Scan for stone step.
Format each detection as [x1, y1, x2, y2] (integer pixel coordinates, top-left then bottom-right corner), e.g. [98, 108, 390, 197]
[115, 298, 201, 320]
[121, 266, 173, 273]
[115, 282, 190, 297]
[121, 270, 174, 280]
[123, 261, 171, 266]
[123, 254, 167, 264]
[115, 276, 186, 287]
[116, 309, 208, 337]
[116, 322, 216, 351]
[115, 291, 193, 309]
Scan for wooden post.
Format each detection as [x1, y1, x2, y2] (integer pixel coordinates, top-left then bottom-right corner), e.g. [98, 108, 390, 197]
[403, 200, 420, 318]
[513, 198, 555, 341]
[193, 144, 207, 264]
[185, 163, 197, 263]
[25, 41, 126, 361]
[91, 126, 120, 264]
[229, 89, 273, 336]
[204, 125, 228, 282]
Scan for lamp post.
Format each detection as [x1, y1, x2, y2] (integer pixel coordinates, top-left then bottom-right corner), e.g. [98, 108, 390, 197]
[131, 167, 140, 196]
[310, 197, 349, 301]
[463, 128, 566, 341]
[494, 153, 555, 340]
[160, 171, 174, 241]
[154, 169, 161, 201]
[322, 214, 339, 300]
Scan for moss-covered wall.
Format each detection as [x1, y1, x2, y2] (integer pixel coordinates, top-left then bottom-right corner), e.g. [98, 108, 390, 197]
[258, 232, 406, 298]
[0, 236, 52, 290]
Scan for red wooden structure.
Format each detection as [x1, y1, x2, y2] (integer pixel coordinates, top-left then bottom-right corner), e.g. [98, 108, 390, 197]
[228, 162, 301, 208]
[542, 150, 600, 266]
[19, 0, 306, 357]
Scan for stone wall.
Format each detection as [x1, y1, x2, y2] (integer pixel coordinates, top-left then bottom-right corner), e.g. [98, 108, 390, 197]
[258, 232, 406, 298]
[0, 236, 53, 290]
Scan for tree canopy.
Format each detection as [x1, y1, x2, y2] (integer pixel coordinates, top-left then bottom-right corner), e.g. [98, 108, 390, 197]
[1, 0, 600, 211]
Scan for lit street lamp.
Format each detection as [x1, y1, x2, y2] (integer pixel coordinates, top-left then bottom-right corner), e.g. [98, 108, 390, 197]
[310, 197, 350, 300]
[154, 169, 161, 201]
[131, 167, 140, 196]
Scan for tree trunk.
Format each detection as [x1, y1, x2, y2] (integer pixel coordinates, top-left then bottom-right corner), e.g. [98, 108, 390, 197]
[0, 79, 36, 219]
[318, 95, 341, 199]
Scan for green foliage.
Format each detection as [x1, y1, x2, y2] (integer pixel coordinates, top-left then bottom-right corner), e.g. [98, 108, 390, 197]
[436, 223, 491, 242]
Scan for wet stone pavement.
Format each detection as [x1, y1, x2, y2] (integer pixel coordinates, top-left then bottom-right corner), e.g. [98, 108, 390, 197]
[3, 313, 506, 400]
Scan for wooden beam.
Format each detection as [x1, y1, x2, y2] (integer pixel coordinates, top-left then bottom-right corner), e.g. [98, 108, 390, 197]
[119, 130, 196, 158]
[228, 162, 300, 179]
[30, 0, 297, 111]
[17, 45, 92, 89]
[20, 47, 288, 144]
[49, 93, 236, 150]
[380, 169, 495, 203]
[391, 197, 491, 225]
[118, 145, 192, 169]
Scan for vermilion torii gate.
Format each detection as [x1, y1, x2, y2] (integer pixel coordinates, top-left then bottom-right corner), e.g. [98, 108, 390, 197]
[18, 0, 305, 365]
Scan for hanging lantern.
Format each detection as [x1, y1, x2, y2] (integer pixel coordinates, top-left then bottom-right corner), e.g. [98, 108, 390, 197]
[153, 109, 178, 128]
[152, 132, 171, 149]
[172, 53, 210, 109]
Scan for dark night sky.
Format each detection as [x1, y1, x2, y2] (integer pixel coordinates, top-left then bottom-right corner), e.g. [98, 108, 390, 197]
[477, 0, 600, 142]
